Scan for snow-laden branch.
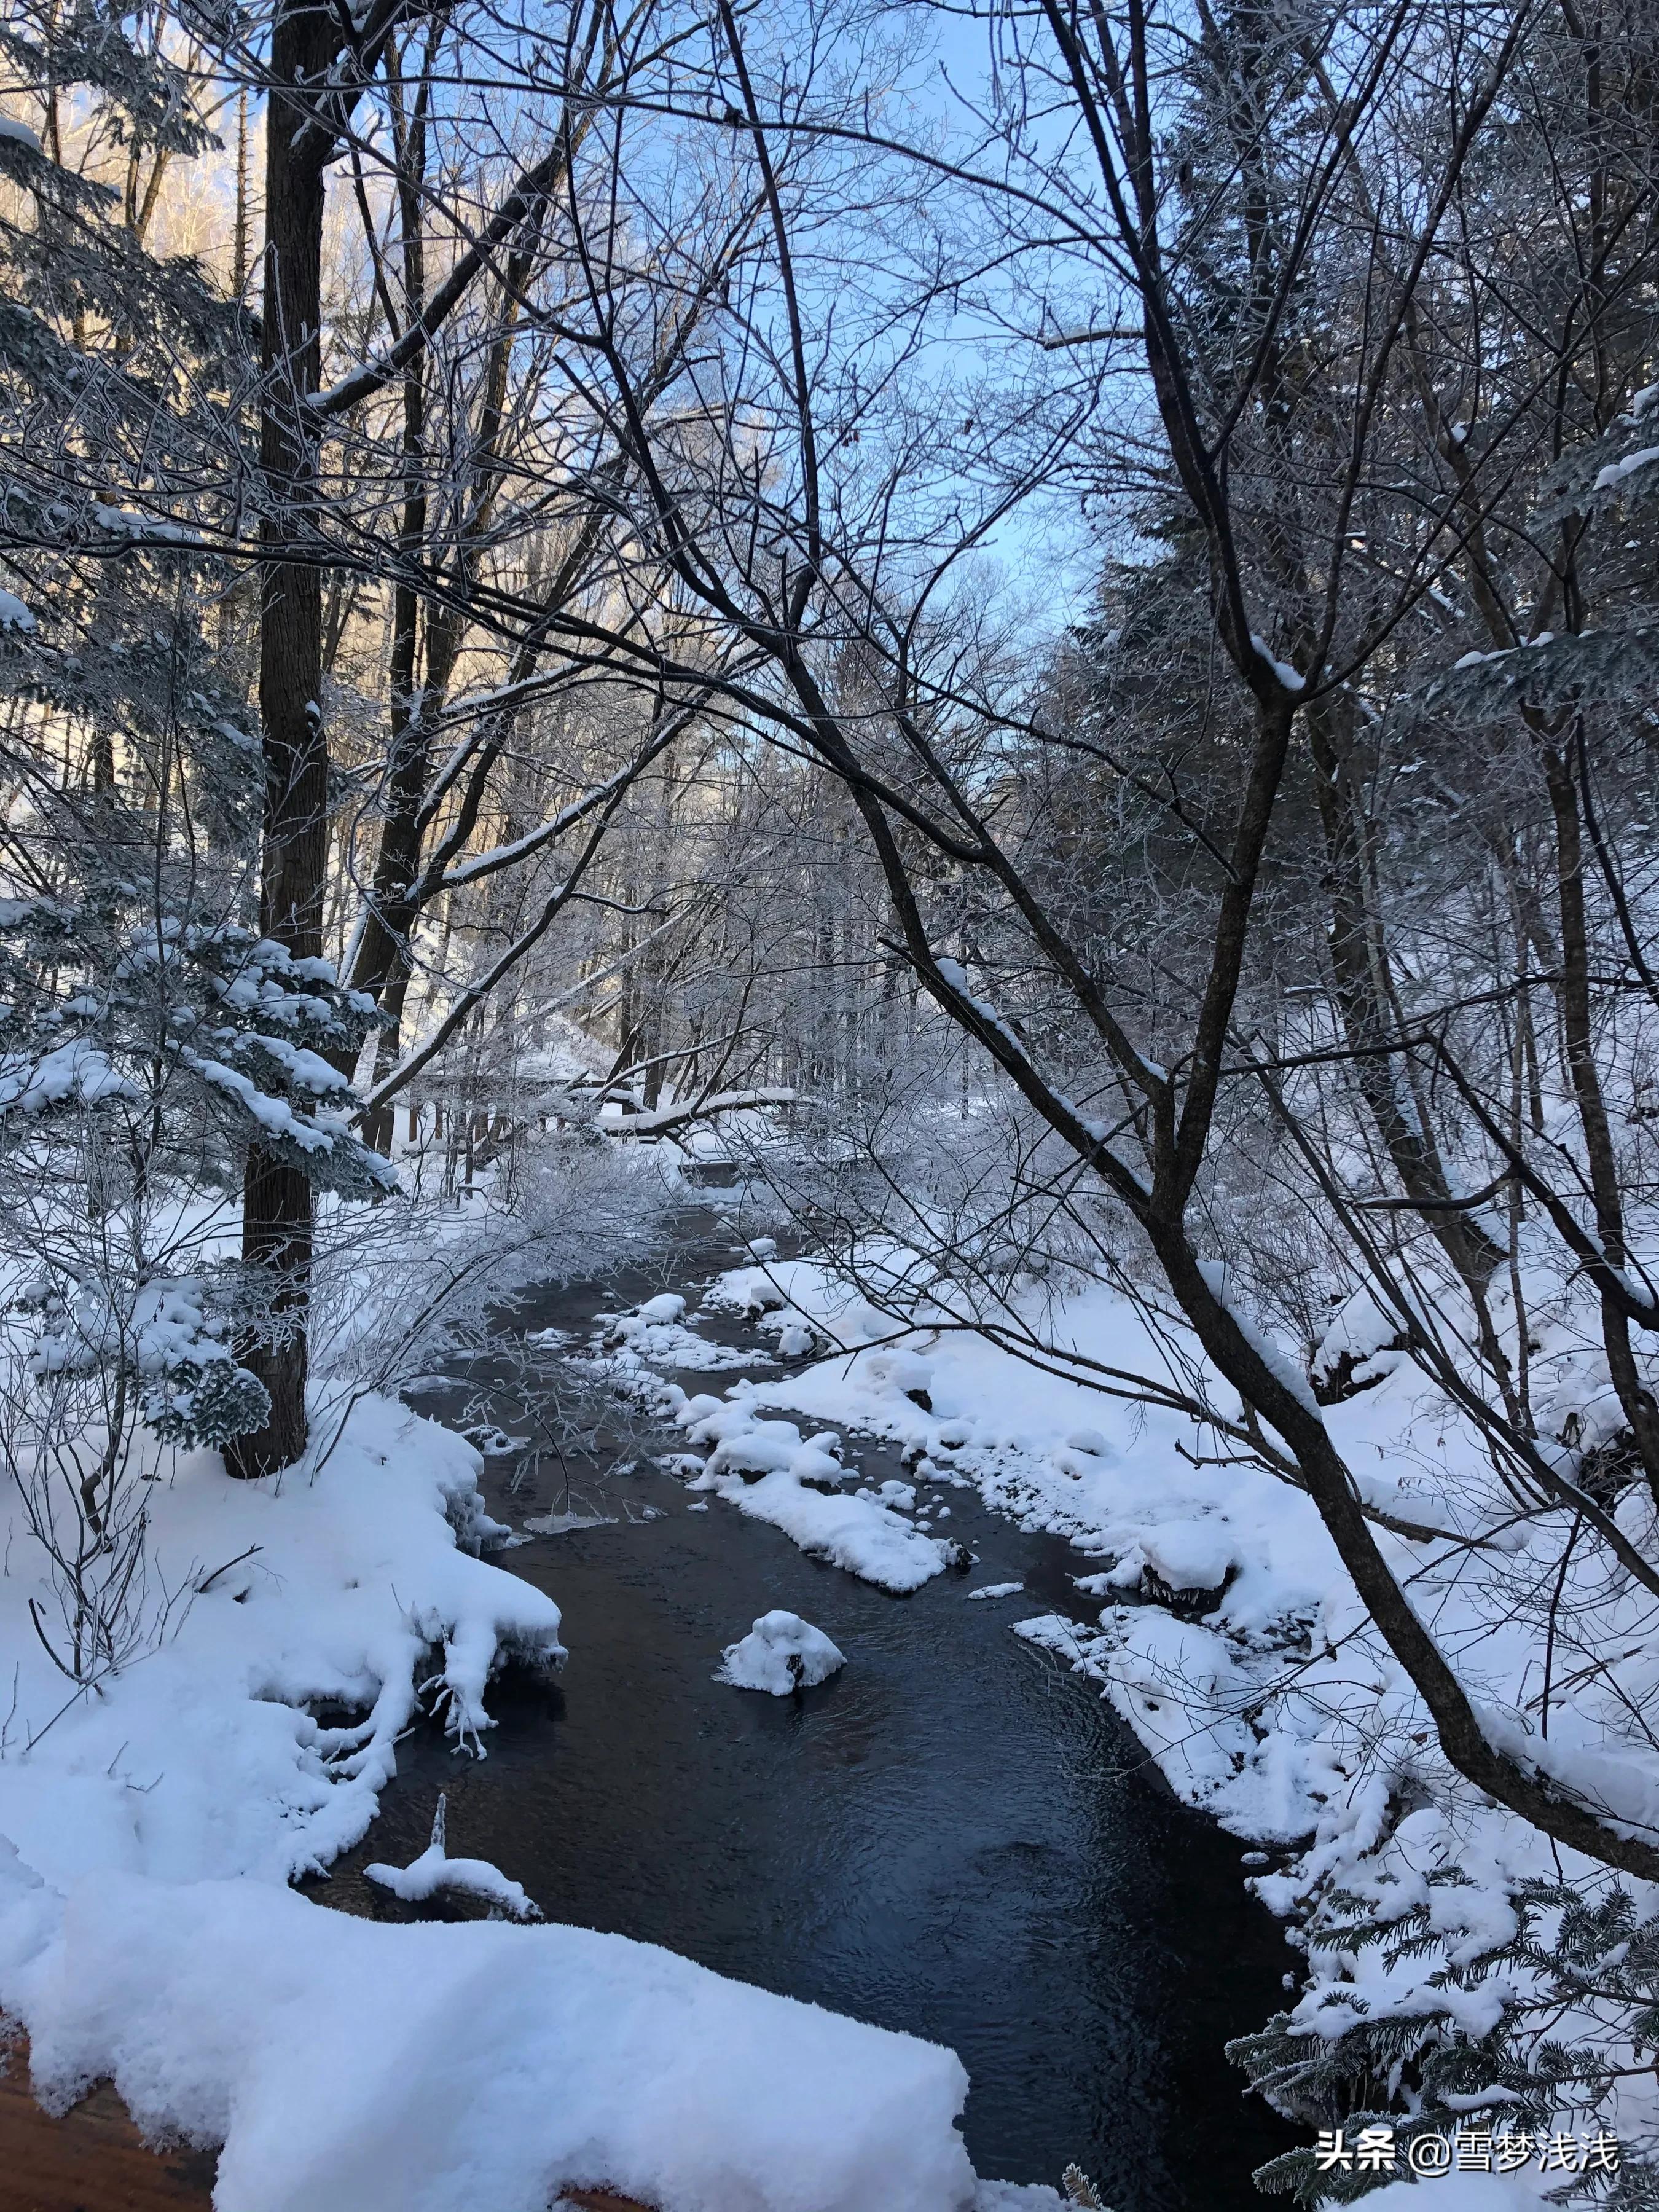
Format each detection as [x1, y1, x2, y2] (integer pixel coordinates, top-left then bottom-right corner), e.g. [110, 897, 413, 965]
[359, 799, 667, 1116]
[436, 758, 661, 895]
[619, 1086, 798, 1137]
[407, 695, 697, 915]
[363, 1793, 539, 1920]
[308, 137, 573, 421]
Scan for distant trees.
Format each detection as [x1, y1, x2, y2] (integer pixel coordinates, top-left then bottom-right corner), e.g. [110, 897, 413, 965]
[0, 0, 782, 1469]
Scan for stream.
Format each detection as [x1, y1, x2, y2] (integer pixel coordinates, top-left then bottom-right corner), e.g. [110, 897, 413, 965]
[326, 1212, 1300, 2210]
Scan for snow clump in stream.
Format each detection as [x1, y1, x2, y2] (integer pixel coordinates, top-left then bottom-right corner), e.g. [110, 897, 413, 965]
[715, 1609, 846, 1695]
[672, 1386, 971, 1592]
[594, 1287, 769, 1373]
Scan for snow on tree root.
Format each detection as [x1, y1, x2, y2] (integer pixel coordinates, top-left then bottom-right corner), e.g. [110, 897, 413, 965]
[715, 1610, 846, 1695]
[365, 1793, 539, 1919]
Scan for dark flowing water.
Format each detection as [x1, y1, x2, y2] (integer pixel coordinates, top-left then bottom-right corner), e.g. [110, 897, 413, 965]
[326, 1221, 1300, 2209]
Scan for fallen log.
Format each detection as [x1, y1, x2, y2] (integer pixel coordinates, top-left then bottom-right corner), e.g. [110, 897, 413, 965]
[0, 2032, 654, 2212]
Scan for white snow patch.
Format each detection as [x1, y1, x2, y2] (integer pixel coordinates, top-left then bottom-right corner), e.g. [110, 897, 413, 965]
[6, 1859, 976, 2212]
[707, 1467, 959, 1592]
[676, 1392, 963, 1592]
[1250, 632, 1306, 689]
[598, 1298, 766, 1373]
[715, 1609, 846, 1695]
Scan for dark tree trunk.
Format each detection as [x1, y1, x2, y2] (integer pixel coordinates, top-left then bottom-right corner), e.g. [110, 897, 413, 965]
[226, 0, 335, 1478]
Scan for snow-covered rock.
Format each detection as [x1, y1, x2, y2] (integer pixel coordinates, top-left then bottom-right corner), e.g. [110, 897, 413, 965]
[715, 1609, 846, 1695]
[1312, 1283, 1408, 1399]
[595, 1297, 763, 1374]
[707, 1264, 790, 1316]
[863, 1347, 935, 1405]
[1136, 1517, 1239, 1604]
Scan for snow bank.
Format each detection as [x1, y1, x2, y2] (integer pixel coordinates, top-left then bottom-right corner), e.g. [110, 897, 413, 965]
[0, 1398, 565, 1894]
[716, 1609, 846, 1695]
[709, 1260, 1336, 1632]
[700, 1244, 1659, 2197]
[6, 1864, 977, 2212]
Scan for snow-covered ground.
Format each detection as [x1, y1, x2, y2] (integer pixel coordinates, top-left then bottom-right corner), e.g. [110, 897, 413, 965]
[0, 1391, 1037, 2212]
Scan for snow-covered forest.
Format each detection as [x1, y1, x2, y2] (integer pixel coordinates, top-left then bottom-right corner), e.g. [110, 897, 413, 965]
[3, 0, 1659, 2206]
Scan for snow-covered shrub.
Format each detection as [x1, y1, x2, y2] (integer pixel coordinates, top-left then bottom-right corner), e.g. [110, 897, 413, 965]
[1234, 1877, 1659, 2205]
[24, 1273, 267, 1449]
[0, 1292, 179, 1685]
[0, 885, 402, 1676]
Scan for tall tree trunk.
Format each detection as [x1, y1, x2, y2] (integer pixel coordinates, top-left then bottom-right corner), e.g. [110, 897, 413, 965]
[225, 0, 334, 1478]
[232, 88, 249, 300]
